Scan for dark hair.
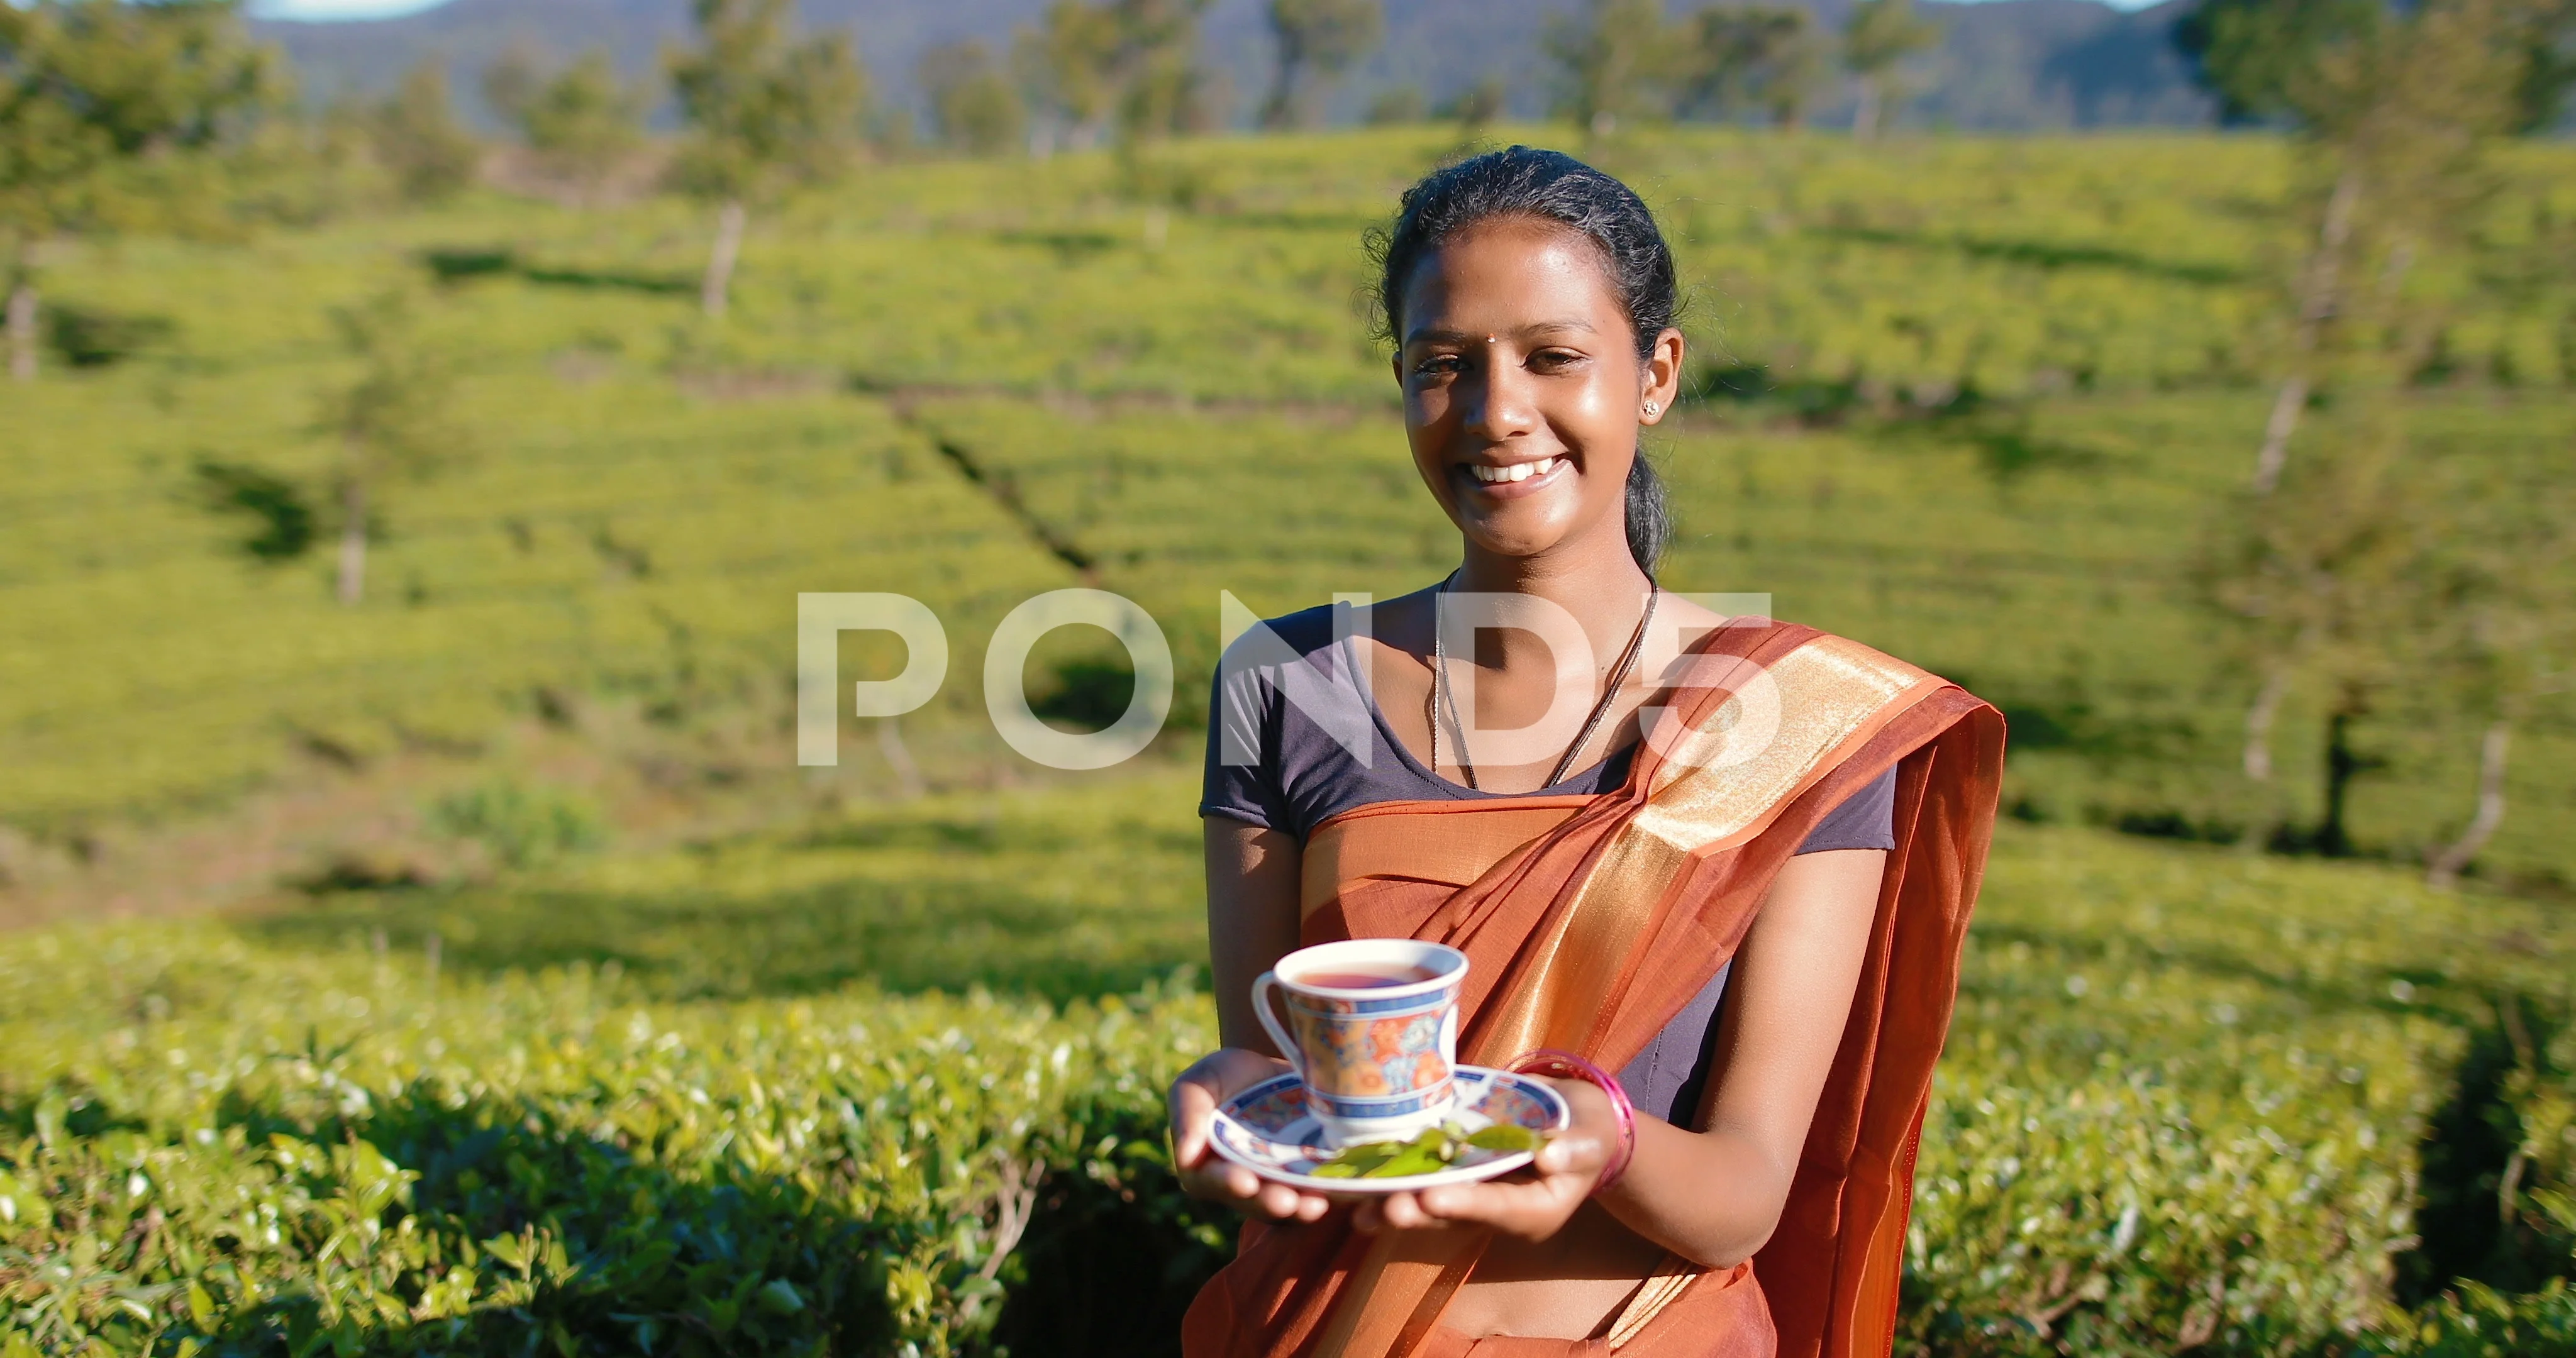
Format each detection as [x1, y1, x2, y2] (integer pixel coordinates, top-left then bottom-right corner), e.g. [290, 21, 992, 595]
[1369, 146, 1679, 573]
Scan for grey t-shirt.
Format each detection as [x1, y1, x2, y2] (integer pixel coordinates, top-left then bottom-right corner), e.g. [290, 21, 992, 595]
[1200, 603, 1897, 1123]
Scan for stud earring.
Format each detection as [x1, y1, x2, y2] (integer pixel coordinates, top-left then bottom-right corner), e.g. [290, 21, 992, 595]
[1641, 400, 1661, 417]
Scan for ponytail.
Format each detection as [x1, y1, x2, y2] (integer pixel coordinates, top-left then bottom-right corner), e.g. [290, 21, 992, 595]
[1625, 453, 1670, 576]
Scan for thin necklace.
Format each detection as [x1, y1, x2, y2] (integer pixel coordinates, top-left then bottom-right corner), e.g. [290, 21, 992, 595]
[1429, 573, 1662, 792]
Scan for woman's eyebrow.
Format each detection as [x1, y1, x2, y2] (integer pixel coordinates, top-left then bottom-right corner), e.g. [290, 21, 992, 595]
[1403, 319, 1601, 346]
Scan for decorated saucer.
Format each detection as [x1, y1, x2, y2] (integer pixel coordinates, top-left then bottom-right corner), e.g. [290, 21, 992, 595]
[1207, 1065, 1571, 1195]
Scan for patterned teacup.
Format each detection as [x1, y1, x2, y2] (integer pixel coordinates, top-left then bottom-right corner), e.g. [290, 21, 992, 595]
[1253, 939, 1469, 1145]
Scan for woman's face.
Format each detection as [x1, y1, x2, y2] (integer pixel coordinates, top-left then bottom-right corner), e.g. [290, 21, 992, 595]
[1394, 218, 1680, 564]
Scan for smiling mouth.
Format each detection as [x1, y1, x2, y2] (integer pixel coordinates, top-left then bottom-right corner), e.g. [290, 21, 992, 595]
[1465, 456, 1563, 485]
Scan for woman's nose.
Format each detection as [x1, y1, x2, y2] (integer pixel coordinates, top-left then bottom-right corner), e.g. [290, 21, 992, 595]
[1463, 358, 1540, 441]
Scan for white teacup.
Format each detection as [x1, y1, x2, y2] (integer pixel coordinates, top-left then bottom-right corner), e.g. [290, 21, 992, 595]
[1252, 939, 1469, 1145]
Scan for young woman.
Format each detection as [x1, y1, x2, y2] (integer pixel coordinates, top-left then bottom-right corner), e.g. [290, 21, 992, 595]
[1167, 148, 2004, 1357]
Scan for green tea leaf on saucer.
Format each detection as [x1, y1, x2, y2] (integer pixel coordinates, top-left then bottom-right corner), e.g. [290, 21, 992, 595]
[1307, 1139, 1404, 1176]
[1368, 1142, 1451, 1178]
[1467, 1124, 1541, 1153]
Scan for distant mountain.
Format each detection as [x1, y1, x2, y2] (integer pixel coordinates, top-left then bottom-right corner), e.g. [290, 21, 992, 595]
[253, 0, 2213, 133]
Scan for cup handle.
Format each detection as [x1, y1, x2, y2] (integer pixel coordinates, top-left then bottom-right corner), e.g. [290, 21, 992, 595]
[1252, 971, 1303, 1081]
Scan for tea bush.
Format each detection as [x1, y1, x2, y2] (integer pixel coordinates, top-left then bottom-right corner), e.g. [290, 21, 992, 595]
[2385, 1284, 2576, 1358]
[5, 776, 2573, 1355]
[426, 781, 609, 871]
[0, 930, 1224, 1357]
[2378, 1182, 2576, 1355]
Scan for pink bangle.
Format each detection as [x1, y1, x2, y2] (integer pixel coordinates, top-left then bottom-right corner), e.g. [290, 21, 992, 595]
[1507, 1048, 1636, 1193]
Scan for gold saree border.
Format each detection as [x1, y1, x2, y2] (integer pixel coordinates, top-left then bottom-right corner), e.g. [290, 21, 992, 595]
[1606, 1256, 1706, 1348]
[1472, 636, 1943, 1062]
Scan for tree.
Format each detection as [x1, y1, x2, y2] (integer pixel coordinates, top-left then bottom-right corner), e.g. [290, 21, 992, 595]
[1545, 0, 1678, 138]
[1756, 16, 1828, 128]
[2174, 0, 2381, 124]
[1015, 1, 1123, 151]
[319, 290, 466, 607]
[2504, 0, 2576, 128]
[1259, 0, 1383, 130]
[2207, 0, 2548, 856]
[1677, 4, 1825, 129]
[919, 40, 1026, 155]
[2240, 0, 2524, 496]
[1013, 0, 1213, 150]
[2205, 414, 2428, 853]
[1841, 0, 1940, 139]
[0, 0, 274, 380]
[1109, 0, 1217, 143]
[368, 60, 479, 204]
[2177, 0, 2576, 130]
[2219, 405, 2575, 871]
[486, 48, 647, 205]
[667, 0, 869, 319]
[2418, 452, 2574, 886]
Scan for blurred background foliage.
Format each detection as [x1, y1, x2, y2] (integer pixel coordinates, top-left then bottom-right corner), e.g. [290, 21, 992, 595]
[3, 0, 2575, 1351]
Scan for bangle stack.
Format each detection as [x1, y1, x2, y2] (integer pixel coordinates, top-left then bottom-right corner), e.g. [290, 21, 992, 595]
[1507, 1048, 1637, 1193]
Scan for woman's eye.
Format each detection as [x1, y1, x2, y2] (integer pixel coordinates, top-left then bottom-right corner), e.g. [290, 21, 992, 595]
[1530, 350, 1584, 372]
[1413, 355, 1463, 377]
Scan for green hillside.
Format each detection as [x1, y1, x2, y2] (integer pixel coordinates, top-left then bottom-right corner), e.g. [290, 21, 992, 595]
[7, 127, 2572, 885]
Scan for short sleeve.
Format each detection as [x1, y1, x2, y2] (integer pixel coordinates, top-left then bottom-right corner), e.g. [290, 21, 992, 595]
[1794, 766, 1897, 854]
[1200, 661, 1290, 831]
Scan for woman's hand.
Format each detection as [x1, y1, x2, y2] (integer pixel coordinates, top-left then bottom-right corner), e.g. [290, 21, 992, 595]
[1352, 1078, 1616, 1240]
[1168, 1048, 1341, 1223]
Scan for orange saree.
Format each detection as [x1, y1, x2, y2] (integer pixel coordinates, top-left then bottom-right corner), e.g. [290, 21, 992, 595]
[1182, 620, 2005, 1358]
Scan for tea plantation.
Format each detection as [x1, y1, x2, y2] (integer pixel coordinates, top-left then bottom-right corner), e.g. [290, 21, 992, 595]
[3, 773, 2572, 1354]
[6, 127, 2573, 876]
[4, 125, 2575, 1352]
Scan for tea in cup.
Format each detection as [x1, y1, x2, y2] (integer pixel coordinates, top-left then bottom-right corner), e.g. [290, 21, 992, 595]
[1253, 939, 1469, 1145]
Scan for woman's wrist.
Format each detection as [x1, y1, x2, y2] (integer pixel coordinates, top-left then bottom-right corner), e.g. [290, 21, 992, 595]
[1507, 1048, 1636, 1192]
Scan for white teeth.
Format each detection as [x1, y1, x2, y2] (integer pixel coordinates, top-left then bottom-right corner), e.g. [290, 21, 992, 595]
[1470, 457, 1558, 485]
